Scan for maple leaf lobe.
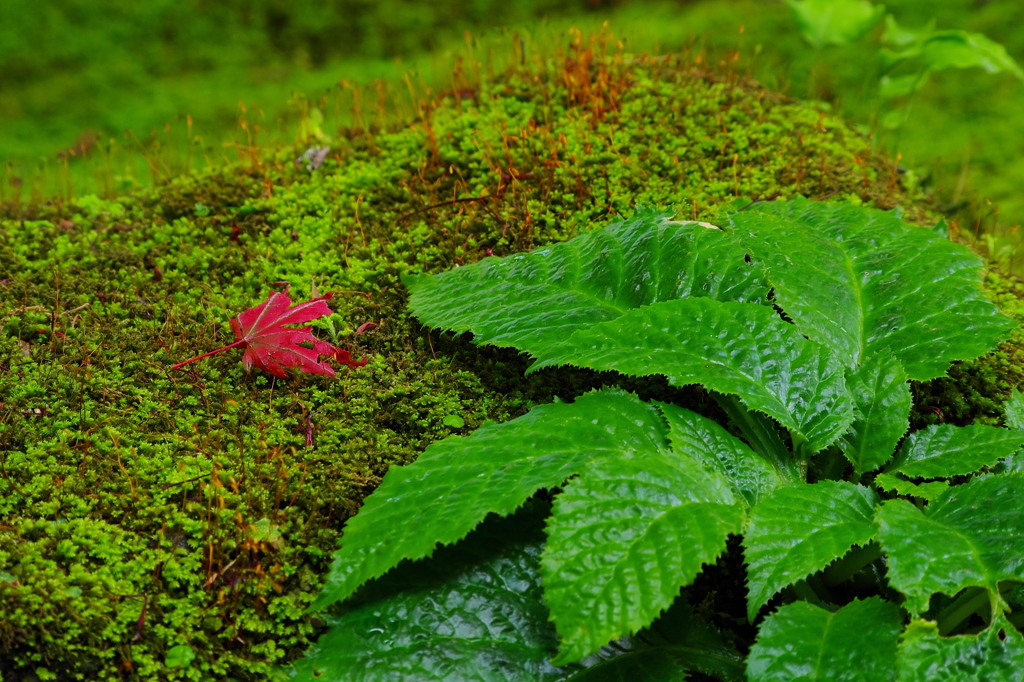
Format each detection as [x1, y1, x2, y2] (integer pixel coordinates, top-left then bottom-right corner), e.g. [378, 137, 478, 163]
[230, 288, 342, 378]
[171, 286, 367, 377]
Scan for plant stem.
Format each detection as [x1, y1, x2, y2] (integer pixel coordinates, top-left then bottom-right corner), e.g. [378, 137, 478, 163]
[891, 67, 930, 154]
[711, 392, 798, 483]
[792, 579, 823, 606]
[937, 587, 991, 635]
[823, 542, 883, 587]
[811, 445, 848, 482]
[806, 574, 837, 607]
[663, 645, 746, 680]
[169, 339, 245, 370]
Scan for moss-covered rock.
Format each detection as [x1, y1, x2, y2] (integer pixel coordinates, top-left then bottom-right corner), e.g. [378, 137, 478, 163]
[0, 38, 1019, 680]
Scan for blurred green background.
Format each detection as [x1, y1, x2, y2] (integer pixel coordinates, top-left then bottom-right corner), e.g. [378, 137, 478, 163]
[2, 0, 1023, 266]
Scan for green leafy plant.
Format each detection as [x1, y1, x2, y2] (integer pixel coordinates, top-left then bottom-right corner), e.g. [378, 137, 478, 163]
[291, 199, 1024, 680]
[877, 14, 1024, 130]
[786, 0, 885, 49]
[878, 14, 1024, 92]
[785, 0, 1024, 132]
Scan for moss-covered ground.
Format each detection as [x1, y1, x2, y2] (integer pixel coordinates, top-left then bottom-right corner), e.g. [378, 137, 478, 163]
[2, 36, 1023, 680]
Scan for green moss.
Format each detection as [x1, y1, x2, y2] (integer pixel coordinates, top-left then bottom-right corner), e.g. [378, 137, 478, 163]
[0, 43, 1017, 679]
[911, 269, 1024, 428]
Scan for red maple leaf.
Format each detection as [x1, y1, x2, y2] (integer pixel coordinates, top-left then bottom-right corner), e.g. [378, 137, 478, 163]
[170, 287, 367, 378]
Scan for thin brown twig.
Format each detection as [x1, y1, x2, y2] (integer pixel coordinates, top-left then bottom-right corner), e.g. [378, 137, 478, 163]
[396, 195, 493, 223]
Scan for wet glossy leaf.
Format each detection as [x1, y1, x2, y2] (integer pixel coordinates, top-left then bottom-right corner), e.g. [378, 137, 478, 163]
[747, 597, 901, 681]
[897, 614, 1024, 682]
[312, 389, 668, 610]
[290, 507, 697, 682]
[724, 197, 1014, 380]
[404, 210, 767, 361]
[288, 505, 583, 682]
[744, 481, 879, 620]
[875, 473, 1024, 614]
[543, 450, 741, 664]
[531, 298, 854, 455]
[886, 424, 1024, 479]
[657, 401, 782, 507]
[1003, 388, 1024, 430]
[997, 453, 1024, 474]
[872, 473, 949, 502]
[838, 350, 911, 475]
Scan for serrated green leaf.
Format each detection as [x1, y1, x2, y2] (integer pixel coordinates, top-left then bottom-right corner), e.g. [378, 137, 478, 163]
[785, 0, 885, 49]
[1003, 388, 1024, 430]
[747, 597, 901, 682]
[996, 451, 1024, 474]
[724, 210, 864, 364]
[725, 198, 1015, 380]
[565, 650, 687, 682]
[744, 481, 879, 620]
[839, 349, 911, 475]
[287, 505, 585, 682]
[873, 473, 949, 502]
[875, 473, 1024, 615]
[657, 401, 783, 506]
[312, 389, 669, 610]
[543, 450, 742, 664]
[897, 614, 1024, 682]
[404, 210, 767, 360]
[532, 297, 854, 455]
[886, 424, 1024, 479]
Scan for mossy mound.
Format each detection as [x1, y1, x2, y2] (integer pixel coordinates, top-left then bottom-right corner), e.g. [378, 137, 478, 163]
[1, 37, 1020, 680]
